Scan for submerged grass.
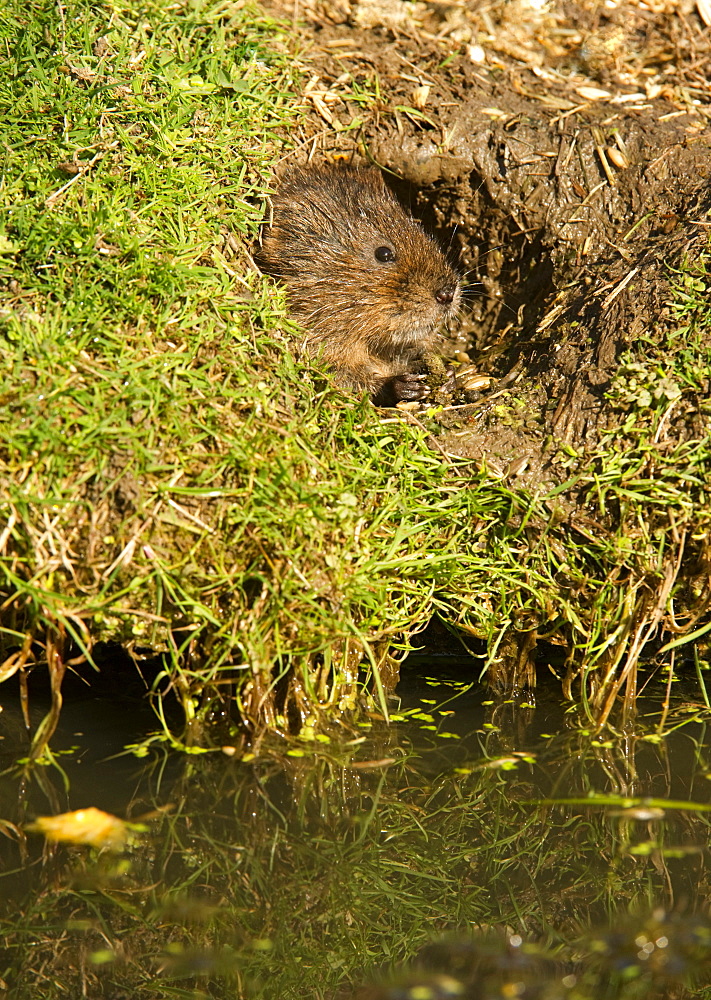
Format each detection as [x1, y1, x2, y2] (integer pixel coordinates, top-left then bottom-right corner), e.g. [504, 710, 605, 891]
[3, 697, 711, 999]
[1, 0, 711, 744]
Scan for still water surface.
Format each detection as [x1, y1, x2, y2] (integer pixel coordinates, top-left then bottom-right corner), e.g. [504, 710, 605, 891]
[1, 667, 711, 999]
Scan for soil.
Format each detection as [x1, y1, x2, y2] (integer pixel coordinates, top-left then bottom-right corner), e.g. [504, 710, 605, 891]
[262, 0, 711, 490]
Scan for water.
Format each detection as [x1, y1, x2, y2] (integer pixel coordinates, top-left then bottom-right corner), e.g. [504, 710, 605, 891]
[1, 666, 711, 999]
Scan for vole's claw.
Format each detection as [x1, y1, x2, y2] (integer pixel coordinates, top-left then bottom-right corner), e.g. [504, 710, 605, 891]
[391, 373, 429, 403]
[371, 373, 429, 407]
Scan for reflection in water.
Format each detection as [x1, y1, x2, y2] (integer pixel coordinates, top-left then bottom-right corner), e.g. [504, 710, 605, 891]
[1, 670, 711, 999]
[351, 913, 711, 999]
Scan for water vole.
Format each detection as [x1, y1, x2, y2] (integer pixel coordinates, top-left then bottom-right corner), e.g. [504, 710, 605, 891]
[260, 164, 461, 405]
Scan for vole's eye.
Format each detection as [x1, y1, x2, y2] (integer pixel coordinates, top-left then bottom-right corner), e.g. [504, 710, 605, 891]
[374, 245, 396, 263]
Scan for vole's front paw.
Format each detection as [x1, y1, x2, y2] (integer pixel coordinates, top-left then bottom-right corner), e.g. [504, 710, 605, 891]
[391, 373, 429, 403]
[371, 373, 429, 407]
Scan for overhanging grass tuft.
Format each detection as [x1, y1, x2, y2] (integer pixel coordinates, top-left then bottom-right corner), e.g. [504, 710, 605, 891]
[2, 1, 711, 745]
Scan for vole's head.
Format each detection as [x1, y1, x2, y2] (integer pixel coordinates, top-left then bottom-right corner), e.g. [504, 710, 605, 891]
[261, 164, 461, 356]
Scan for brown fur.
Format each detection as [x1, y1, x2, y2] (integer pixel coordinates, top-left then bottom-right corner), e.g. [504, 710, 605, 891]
[260, 164, 461, 403]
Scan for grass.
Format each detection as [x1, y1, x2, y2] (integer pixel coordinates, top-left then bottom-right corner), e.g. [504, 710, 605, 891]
[1, 0, 711, 751]
[560, 253, 711, 723]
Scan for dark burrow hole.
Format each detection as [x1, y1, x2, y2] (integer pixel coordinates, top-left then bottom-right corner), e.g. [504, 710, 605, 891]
[402, 615, 570, 691]
[384, 170, 558, 374]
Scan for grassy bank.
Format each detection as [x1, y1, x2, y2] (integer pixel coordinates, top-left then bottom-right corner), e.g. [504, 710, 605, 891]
[2, 0, 711, 750]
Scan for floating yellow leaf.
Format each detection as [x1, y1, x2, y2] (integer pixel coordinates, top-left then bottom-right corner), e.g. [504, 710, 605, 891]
[27, 807, 130, 850]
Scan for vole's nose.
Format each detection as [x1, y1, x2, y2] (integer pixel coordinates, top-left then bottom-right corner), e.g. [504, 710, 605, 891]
[435, 285, 457, 305]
